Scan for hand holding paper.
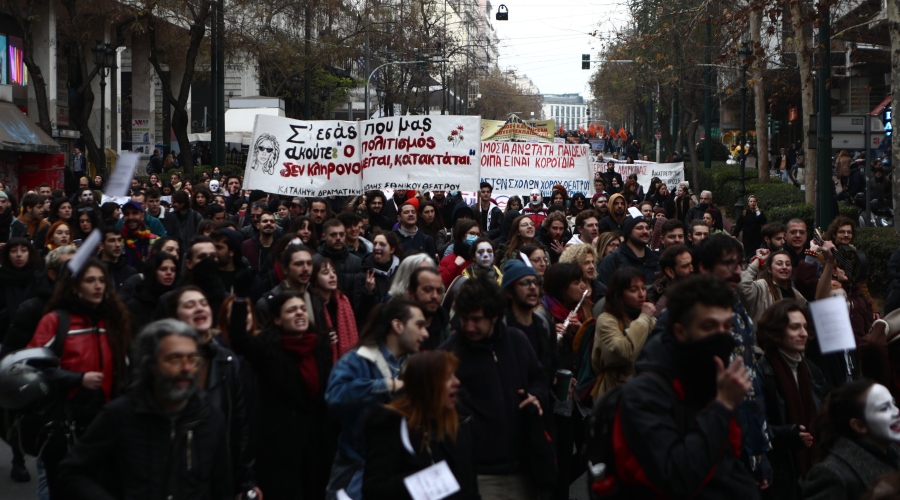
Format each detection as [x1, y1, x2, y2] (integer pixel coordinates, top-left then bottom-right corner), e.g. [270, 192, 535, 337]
[809, 296, 857, 354]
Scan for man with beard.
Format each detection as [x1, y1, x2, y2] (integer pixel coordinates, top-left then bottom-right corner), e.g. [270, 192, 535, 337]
[405, 267, 450, 350]
[99, 226, 137, 291]
[224, 175, 242, 199]
[694, 234, 773, 489]
[591, 192, 609, 220]
[760, 222, 786, 253]
[170, 190, 203, 247]
[308, 197, 333, 239]
[16, 193, 48, 240]
[365, 190, 392, 233]
[603, 160, 623, 194]
[210, 228, 258, 298]
[610, 274, 758, 498]
[597, 193, 627, 234]
[431, 190, 455, 231]
[598, 215, 659, 286]
[392, 201, 436, 259]
[440, 274, 548, 499]
[659, 219, 686, 251]
[59, 319, 232, 498]
[567, 209, 600, 247]
[241, 211, 280, 274]
[687, 219, 710, 248]
[522, 188, 548, 226]
[649, 244, 693, 309]
[156, 236, 229, 318]
[120, 200, 156, 272]
[319, 218, 363, 302]
[472, 182, 504, 239]
[256, 243, 324, 328]
[0, 190, 27, 246]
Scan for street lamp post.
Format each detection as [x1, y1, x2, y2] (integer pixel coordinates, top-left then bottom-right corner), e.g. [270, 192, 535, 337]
[735, 40, 752, 215]
[92, 41, 116, 177]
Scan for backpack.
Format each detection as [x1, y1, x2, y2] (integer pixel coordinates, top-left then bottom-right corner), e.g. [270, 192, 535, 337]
[10, 310, 71, 457]
[582, 371, 681, 499]
[572, 317, 599, 406]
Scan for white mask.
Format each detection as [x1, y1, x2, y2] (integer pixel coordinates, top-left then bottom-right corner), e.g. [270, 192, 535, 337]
[529, 189, 542, 205]
[474, 242, 494, 268]
[864, 384, 900, 443]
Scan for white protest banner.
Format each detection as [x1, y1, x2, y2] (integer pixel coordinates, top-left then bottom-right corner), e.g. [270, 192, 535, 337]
[593, 158, 684, 193]
[480, 142, 593, 197]
[243, 115, 362, 197]
[809, 296, 857, 354]
[360, 115, 481, 192]
[104, 152, 140, 197]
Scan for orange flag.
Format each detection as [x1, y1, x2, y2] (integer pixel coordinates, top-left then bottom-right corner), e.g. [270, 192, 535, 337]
[618, 127, 627, 140]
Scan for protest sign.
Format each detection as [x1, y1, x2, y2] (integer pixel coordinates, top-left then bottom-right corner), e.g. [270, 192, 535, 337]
[243, 115, 363, 197]
[360, 115, 480, 192]
[481, 116, 555, 143]
[593, 158, 684, 193]
[809, 296, 857, 354]
[480, 142, 593, 197]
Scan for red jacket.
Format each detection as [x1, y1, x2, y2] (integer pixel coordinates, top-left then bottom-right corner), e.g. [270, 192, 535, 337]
[28, 311, 115, 401]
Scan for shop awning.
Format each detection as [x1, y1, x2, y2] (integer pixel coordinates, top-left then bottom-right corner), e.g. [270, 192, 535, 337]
[0, 102, 61, 153]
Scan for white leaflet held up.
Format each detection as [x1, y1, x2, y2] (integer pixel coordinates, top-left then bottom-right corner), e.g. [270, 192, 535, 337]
[403, 460, 461, 500]
[104, 152, 140, 198]
[810, 296, 857, 354]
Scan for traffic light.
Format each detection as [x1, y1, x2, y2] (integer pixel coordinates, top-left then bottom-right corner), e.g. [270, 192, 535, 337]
[772, 119, 780, 134]
[582, 54, 590, 70]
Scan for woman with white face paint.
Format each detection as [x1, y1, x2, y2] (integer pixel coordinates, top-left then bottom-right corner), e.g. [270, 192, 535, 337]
[461, 237, 503, 285]
[756, 300, 829, 500]
[803, 379, 900, 499]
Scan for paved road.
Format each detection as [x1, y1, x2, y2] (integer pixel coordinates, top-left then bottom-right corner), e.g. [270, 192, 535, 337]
[0, 439, 588, 500]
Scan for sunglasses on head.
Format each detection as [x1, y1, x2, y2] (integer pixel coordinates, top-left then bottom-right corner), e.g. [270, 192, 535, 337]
[77, 207, 94, 213]
[258, 146, 274, 153]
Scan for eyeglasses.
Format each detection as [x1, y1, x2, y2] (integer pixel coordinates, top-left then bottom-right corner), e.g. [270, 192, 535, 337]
[516, 278, 542, 287]
[529, 256, 549, 264]
[258, 146, 274, 153]
[161, 353, 204, 370]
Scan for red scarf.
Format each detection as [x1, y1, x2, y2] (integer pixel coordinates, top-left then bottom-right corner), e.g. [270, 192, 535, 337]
[281, 334, 320, 398]
[324, 291, 359, 363]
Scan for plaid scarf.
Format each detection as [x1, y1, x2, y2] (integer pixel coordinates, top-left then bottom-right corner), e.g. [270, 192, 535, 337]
[122, 224, 156, 267]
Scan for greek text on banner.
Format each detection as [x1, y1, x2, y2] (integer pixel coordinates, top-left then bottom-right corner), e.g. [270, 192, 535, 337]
[480, 141, 593, 197]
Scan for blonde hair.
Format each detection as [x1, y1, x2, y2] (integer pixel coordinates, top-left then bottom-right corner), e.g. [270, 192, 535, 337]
[560, 243, 597, 267]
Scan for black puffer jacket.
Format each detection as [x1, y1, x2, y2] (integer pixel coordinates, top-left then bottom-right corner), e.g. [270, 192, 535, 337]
[0, 266, 40, 344]
[58, 390, 232, 500]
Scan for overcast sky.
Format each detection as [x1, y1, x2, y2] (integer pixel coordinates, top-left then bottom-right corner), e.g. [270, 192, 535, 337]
[492, 0, 630, 98]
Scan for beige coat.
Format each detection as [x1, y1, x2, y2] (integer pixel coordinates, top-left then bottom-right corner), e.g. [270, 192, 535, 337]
[591, 311, 656, 396]
[737, 259, 808, 323]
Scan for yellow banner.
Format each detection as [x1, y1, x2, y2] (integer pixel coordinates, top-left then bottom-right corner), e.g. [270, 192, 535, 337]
[481, 115, 555, 143]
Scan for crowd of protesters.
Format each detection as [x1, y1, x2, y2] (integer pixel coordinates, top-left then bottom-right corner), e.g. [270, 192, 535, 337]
[0, 163, 899, 500]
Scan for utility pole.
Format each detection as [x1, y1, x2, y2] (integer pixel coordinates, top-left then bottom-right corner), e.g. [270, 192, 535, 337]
[890, 0, 900, 235]
[704, 16, 712, 169]
[815, 8, 833, 228]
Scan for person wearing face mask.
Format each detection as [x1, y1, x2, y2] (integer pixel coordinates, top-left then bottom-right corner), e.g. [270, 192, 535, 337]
[439, 220, 481, 288]
[610, 274, 759, 498]
[739, 249, 808, 323]
[461, 237, 503, 285]
[755, 300, 828, 500]
[803, 379, 900, 499]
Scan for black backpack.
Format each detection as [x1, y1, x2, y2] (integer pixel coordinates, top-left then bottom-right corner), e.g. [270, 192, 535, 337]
[582, 371, 682, 499]
[10, 310, 71, 457]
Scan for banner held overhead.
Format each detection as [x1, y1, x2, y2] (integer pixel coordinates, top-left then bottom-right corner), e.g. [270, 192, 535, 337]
[479, 141, 593, 197]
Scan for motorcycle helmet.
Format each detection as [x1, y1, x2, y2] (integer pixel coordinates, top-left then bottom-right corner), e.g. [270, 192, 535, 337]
[0, 348, 58, 410]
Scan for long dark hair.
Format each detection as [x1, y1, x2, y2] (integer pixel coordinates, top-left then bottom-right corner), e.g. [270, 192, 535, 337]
[812, 378, 877, 464]
[289, 216, 320, 250]
[542, 263, 584, 306]
[141, 251, 179, 291]
[417, 200, 444, 240]
[45, 259, 131, 394]
[48, 197, 72, 223]
[603, 267, 646, 321]
[505, 214, 536, 261]
[388, 351, 460, 446]
[73, 203, 102, 240]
